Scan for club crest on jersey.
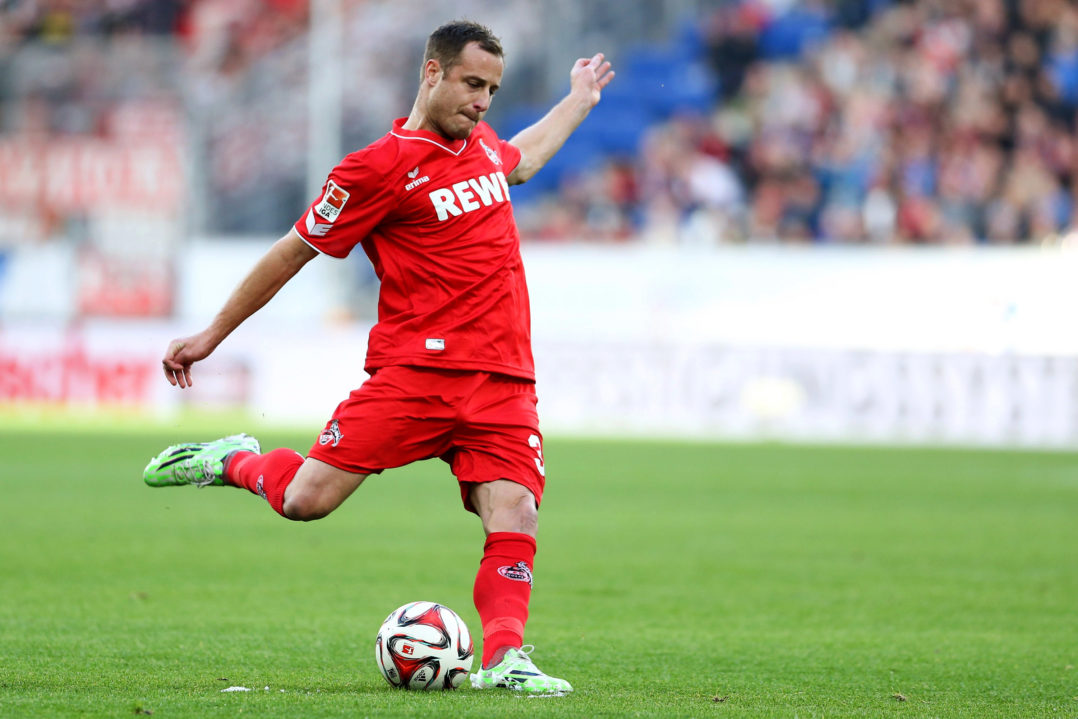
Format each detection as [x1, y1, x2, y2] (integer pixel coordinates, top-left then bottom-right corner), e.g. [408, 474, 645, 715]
[314, 180, 350, 222]
[479, 138, 502, 166]
[497, 561, 533, 586]
[319, 419, 343, 447]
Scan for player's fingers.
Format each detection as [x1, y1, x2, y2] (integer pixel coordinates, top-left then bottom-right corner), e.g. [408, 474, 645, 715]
[598, 68, 615, 89]
[181, 366, 193, 389]
[588, 52, 604, 68]
[163, 355, 187, 388]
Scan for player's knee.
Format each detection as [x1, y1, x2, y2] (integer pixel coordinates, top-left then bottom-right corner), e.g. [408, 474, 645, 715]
[514, 496, 538, 534]
[478, 483, 538, 535]
[515, 509, 538, 536]
[282, 489, 335, 522]
[490, 502, 536, 535]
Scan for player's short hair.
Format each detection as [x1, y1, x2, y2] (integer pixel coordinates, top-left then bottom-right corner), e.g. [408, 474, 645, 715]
[424, 20, 503, 76]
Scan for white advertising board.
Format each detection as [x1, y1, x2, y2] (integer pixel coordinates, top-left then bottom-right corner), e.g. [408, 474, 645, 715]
[1, 242, 1075, 447]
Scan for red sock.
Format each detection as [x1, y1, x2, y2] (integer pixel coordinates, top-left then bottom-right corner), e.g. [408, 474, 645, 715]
[225, 448, 304, 518]
[473, 532, 536, 668]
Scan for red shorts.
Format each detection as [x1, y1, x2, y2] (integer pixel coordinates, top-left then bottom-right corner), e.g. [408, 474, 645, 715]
[306, 365, 546, 512]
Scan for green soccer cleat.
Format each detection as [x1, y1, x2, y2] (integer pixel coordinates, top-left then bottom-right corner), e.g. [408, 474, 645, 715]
[469, 645, 573, 694]
[143, 434, 260, 488]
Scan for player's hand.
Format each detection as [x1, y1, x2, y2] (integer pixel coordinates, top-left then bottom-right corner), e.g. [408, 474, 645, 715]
[161, 332, 215, 389]
[570, 52, 614, 108]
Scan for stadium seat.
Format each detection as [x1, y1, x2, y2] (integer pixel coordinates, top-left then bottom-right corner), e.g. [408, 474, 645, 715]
[758, 5, 834, 59]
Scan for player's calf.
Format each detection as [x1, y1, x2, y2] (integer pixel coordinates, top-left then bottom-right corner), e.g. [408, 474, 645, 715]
[279, 458, 369, 521]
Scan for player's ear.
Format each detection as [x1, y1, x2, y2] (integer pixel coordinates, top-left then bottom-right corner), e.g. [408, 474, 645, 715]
[423, 59, 442, 86]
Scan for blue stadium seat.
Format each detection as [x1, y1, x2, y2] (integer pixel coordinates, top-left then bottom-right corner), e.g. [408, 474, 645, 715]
[505, 26, 721, 206]
[758, 5, 834, 59]
[1047, 49, 1078, 106]
[618, 44, 719, 118]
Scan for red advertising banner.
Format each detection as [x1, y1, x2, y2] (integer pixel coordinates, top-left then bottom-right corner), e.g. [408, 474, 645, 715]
[0, 138, 182, 212]
[76, 248, 174, 318]
[0, 339, 155, 406]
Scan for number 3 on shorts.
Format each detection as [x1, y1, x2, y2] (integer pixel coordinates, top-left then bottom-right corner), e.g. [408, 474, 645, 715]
[528, 434, 546, 478]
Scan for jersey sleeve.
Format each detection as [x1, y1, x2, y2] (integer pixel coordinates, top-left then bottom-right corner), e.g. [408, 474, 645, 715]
[496, 134, 522, 176]
[293, 153, 397, 258]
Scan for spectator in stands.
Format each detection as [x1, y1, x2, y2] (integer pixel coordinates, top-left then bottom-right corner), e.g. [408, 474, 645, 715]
[520, 0, 1078, 245]
[5, 0, 1078, 245]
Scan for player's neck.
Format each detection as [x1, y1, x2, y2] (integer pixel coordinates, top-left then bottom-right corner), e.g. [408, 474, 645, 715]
[401, 110, 429, 133]
[402, 98, 454, 141]
[403, 94, 427, 129]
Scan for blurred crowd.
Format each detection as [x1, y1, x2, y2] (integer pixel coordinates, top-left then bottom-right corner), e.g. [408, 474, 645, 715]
[3, 0, 1078, 245]
[520, 0, 1078, 245]
[0, 0, 307, 137]
[0, 0, 539, 238]
[0, 0, 306, 59]
[0, 0, 313, 240]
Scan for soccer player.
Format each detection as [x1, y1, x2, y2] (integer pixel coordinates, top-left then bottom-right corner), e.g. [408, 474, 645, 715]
[143, 21, 613, 694]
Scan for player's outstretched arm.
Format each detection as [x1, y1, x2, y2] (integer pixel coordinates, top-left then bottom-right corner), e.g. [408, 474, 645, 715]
[162, 229, 318, 388]
[507, 52, 614, 185]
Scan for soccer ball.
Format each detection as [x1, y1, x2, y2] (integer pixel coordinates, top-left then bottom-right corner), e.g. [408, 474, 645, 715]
[374, 601, 474, 690]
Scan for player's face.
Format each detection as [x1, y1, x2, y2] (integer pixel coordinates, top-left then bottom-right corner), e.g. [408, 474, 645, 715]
[426, 42, 503, 140]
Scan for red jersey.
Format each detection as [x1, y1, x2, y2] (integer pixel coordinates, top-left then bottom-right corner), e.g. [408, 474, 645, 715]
[294, 118, 533, 381]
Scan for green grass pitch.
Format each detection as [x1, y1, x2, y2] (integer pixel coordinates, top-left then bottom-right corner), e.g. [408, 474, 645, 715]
[0, 425, 1076, 718]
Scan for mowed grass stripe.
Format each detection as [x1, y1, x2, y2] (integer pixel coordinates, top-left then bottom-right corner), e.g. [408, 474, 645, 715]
[0, 429, 1075, 718]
